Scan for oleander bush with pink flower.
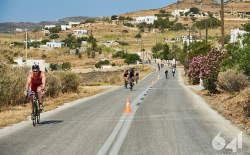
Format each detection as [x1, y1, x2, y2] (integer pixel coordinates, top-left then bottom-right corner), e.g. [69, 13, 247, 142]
[188, 48, 228, 93]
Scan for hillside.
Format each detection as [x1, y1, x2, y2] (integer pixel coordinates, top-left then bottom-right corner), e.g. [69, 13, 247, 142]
[0, 16, 97, 33]
[120, 0, 250, 17]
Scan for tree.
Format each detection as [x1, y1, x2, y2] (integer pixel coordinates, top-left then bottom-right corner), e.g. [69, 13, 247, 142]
[50, 34, 59, 39]
[233, 45, 250, 76]
[29, 41, 41, 48]
[119, 16, 125, 20]
[188, 40, 212, 60]
[49, 26, 61, 33]
[41, 39, 50, 45]
[159, 9, 166, 14]
[91, 52, 95, 58]
[111, 15, 118, 20]
[95, 60, 110, 68]
[122, 30, 129, 33]
[134, 34, 141, 39]
[126, 16, 133, 21]
[78, 52, 82, 58]
[190, 7, 199, 14]
[124, 54, 140, 65]
[170, 23, 184, 31]
[191, 17, 197, 22]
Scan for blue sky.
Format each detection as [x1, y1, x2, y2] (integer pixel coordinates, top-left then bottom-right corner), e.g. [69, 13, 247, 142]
[0, 0, 224, 23]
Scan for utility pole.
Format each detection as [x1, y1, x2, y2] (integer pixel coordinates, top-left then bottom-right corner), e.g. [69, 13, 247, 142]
[26, 29, 27, 62]
[189, 27, 190, 46]
[175, 40, 177, 67]
[199, 26, 201, 40]
[206, 18, 208, 43]
[221, 0, 225, 49]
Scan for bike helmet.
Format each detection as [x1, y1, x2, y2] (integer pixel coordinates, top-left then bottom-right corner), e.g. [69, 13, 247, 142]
[136, 71, 138, 74]
[130, 68, 134, 71]
[32, 64, 40, 70]
[125, 68, 128, 70]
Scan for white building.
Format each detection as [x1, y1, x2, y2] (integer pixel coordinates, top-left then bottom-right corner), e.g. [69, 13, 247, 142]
[74, 30, 88, 35]
[61, 22, 81, 30]
[46, 41, 65, 48]
[45, 25, 56, 29]
[15, 28, 22, 32]
[12, 57, 50, 72]
[133, 16, 157, 24]
[174, 8, 190, 16]
[23, 38, 43, 44]
[230, 28, 248, 47]
[100, 65, 112, 69]
[183, 39, 201, 46]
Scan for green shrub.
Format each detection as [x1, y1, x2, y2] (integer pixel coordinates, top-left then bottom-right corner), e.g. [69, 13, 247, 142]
[45, 73, 62, 98]
[61, 62, 71, 70]
[95, 60, 110, 68]
[51, 71, 82, 93]
[78, 52, 82, 58]
[112, 63, 115, 66]
[91, 52, 95, 58]
[218, 69, 249, 92]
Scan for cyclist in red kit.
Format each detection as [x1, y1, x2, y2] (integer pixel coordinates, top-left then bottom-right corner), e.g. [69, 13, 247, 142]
[24, 65, 46, 119]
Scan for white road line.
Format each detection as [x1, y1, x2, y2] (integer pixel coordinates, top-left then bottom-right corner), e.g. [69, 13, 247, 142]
[97, 81, 159, 155]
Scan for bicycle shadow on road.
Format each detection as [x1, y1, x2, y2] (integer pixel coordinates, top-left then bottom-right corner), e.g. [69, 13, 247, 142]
[39, 120, 63, 125]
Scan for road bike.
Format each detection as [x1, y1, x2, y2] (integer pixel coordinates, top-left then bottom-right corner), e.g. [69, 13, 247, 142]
[129, 78, 134, 91]
[124, 78, 129, 89]
[165, 70, 168, 79]
[29, 90, 41, 126]
[136, 76, 138, 84]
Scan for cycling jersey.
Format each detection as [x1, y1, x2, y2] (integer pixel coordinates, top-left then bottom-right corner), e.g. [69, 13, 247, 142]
[129, 71, 134, 78]
[124, 70, 128, 75]
[31, 71, 42, 89]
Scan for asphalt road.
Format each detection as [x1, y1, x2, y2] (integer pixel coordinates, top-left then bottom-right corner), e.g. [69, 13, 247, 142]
[0, 63, 250, 155]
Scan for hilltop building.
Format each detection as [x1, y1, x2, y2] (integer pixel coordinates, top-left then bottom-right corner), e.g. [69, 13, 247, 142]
[46, 40, 65, 48]
[173, 8, 190, 16]
[61, 22, 81, 30]
[44, 25, 56, 29]
[133, 16, 157, 24]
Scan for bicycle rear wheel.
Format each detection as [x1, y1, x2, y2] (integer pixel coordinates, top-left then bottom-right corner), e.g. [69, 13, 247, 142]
[32, 101, 36, 126]
[130, 81, 133, 91]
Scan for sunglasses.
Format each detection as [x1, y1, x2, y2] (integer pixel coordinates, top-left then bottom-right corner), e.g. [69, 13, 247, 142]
[33, 71, 38, 73]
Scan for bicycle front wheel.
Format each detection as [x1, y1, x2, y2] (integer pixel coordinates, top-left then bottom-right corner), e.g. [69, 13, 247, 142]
[32, 101, 36, 126]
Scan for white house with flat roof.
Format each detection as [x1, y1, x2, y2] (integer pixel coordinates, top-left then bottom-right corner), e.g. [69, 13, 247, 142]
[15, 28, 22, 32]
[46, 41, 65, 48]
[230, 28, 248, 47]
[174, 8, 190, 16]
[61, 22, 81, 30]
[12, 57, 50, 72]
[45, 25, 56, 29]
[133, 16, 157, 24]
[74, 30, 88, 35]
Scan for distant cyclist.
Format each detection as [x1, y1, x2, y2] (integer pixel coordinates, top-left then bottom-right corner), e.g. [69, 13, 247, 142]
[135, 71, 139, 83]
[24, 65, 46, 119]
[123, 68, 129, 87]
[172, 68, 175, 77]
[129, 68, 136, 86]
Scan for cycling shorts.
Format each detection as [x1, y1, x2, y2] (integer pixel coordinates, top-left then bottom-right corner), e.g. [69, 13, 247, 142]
[30, 84, 43, 96]
[124, 74, 128, 78]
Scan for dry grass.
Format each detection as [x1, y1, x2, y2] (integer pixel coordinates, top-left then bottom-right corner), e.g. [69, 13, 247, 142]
[0, 86, 109, 128]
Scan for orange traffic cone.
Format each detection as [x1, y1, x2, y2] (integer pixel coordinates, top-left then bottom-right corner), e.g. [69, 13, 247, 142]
[152, 80, 154, 85]
[124, 98, 132, 113]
